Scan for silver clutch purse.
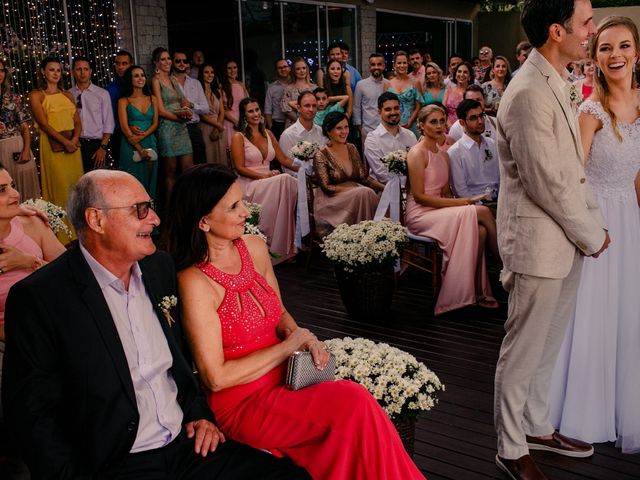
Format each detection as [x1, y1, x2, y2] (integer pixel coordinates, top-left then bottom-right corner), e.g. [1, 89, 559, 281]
[285, 351, 336, 391]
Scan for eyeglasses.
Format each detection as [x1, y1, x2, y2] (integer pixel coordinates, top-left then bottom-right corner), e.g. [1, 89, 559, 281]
[466, 113, 486, 122]
[174, 59, 189, 64]
[479, 50, 491, 55]
[76, 93, 82, 109]
[93, 200, 155, 219]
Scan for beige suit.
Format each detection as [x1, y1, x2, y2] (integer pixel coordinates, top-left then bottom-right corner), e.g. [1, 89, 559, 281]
[494, 49, 606, 459]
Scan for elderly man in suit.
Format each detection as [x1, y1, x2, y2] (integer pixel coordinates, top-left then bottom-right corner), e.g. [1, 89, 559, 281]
[1, 170, 309, 480]
[493, 0, 610, 479]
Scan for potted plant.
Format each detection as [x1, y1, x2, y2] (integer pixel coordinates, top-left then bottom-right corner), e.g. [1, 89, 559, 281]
[325, 336, 444, 455]
[321, 219, 406, 318]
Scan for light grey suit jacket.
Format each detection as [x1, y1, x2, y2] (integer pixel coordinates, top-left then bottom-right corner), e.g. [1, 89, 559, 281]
[496, 49, 606, 279]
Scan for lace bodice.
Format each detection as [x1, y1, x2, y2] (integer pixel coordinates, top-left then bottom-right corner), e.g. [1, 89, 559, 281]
[197, 238, 282, 359]
[580, 100, 640, 199]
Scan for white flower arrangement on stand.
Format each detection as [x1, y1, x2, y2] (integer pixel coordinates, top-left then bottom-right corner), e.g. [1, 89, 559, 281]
[288, 140, 319, 161]
[21, 198, 72, 237]
[243, 201, 267, 243]
[380, 149, 408, 175]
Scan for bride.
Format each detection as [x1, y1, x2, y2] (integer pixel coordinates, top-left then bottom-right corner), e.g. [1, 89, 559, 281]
[550, 15, 640, 454]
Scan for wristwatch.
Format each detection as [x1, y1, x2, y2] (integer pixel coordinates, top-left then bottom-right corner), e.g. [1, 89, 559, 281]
[99, 144, 108, 150]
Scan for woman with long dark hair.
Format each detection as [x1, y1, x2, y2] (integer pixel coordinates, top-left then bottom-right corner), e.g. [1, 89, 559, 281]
[481, 56, 512, 116]
[221, 59, 249, 146]
[198, 63, 228, 165]
[324, 59, 352, 118]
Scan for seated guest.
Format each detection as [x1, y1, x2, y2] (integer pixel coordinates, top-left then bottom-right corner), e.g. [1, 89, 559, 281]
[230, 98, 298, 261]
[1, 169, 310, 480]
[448, 99, 499, 201]
[314, 112, 384, 236]
[364, 91, 417, 184]
[165, 164, 424, 480]
[405, 104, 498, 315]
[448, 85, 497, 141]
[313, 87, 348, 127]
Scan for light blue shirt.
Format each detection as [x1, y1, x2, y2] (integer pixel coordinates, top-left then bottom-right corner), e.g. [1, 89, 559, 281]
[353, 76, 388, 133]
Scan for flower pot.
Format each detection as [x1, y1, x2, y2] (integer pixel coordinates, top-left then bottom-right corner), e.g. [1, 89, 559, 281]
[334, 267, 395, 319]
[392, 418, 416, 457]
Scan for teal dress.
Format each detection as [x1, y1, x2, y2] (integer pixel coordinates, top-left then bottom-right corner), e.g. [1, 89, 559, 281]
[120, 101, 158, 198]
[388, 86, 421, 137]
[157, 78, 192, 157]
[422, 88, 445, 105]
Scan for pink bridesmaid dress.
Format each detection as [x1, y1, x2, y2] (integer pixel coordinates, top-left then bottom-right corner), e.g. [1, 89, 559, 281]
[405, 148, 494, 315]
[236, 133, 297, 261]
[223, 83, 247, 146]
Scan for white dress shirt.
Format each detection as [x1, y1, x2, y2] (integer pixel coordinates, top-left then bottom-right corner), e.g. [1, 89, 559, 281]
[279, 120, 327, 173]
[449, 115, 497, 142]
[364, 123, 417, 183]
[69, 83, 114, 140]
[448, 133, 500, 198]
[175, 75, 209, 124]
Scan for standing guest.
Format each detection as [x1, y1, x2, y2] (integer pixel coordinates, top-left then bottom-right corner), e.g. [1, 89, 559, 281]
[172, 50, 209, 165]
[324, 59, 353, 118]
[449, 85, 497, 141]
[189, 49, 205, 78]
[264, 59, 291, 139]
[315, 43, 345, 89]
[0, 59, 40, 200]
[198, 63, 228, 166]
[106, 50, 133, 168]
[353, 53, 389, 144]
[384, 51, 422, 137]
[409, 48, 426, 85]
[443, 61, 473, 127]
[222, 59, 250, 145]
[573, 57, 595, 102]
[230, 98, 298, 261]
[313, 87, 348, 127]
[279, 91, 327, 169]
[118, 66, 159, 198]
[340, 42, 362, 92]
[313, 112, 383, 236]
[445, 53, 464, 88]
[70, 56, 114, 172]
[281, 57, 314, 128]
[482, 56, 512, 116]
[422, 62, 446, 105]
[405, 104, 497, 316]
[364, 92, 417, 184]
[1, 169, 311, 480]
[475, 46, 494, 83]
[448, 99, 499, 199]
[493, 0, 610, 478]
[28, 56, 83, 212]
[511, 41, 533, 77]
[150, 47, 193, 203]
[550, 15, 640, 455]
[164, 163, 425, 480]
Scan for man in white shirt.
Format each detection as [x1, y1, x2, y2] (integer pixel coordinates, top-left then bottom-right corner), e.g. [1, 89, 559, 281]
[448, 99, 499, 201]
[449, 85, 497, 141]
[172, 50, 210, 164]
[364, 92, 417, 184]
[353, 53, 389, 145]
[264, 59, 291, 140]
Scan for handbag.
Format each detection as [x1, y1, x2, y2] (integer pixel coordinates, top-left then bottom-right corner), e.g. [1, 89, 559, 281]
[48, 130, 74, 153]
[132, 148, 158, 162]
[285, 351, 335, 391]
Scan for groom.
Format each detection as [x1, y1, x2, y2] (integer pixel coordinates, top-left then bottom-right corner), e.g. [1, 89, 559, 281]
[493, 0, 610, 479]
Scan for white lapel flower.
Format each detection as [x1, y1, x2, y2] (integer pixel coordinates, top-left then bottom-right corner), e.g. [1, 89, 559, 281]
[158, 295, 178, 327]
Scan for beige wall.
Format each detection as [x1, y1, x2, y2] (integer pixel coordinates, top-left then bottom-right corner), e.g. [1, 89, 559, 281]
[477, 11, 524, 68]
[593, 6, 640, 27]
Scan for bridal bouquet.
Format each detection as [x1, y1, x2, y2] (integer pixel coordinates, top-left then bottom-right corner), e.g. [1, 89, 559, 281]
[325, 337, 444, 422]
[21, 198, 72, 237]
[380, 149, 408, 175]
[243, 201, 267, 242]
[322, 219, 406, 273]
[289, 140, 319, 161]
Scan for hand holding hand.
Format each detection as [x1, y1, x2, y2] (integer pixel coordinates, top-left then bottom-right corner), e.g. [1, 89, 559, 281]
[130, 125, 145, 135]
[590, 230, 611, 258]
[64, 139, 78, 153]
[185, 419, 226, 457]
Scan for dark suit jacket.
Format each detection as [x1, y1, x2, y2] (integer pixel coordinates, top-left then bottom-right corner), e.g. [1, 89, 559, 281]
[1, 246, 214, 479]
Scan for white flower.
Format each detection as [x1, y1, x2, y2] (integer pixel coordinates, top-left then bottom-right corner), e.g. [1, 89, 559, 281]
[380, 149, 408, 175]
[289, 141, 319, 161]
[158, 295, 178, 327]
[244, 223, 267, 243]
[21, 198, 72, 237]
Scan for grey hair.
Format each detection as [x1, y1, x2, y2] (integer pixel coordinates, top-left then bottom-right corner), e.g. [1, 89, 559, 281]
[67, 173, 105, 240]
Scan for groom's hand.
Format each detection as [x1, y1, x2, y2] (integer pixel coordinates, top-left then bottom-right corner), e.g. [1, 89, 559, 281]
[590, 230, 610, 258]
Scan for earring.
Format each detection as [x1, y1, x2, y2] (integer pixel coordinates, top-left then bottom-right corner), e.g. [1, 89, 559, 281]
[241, 119, 248, 130]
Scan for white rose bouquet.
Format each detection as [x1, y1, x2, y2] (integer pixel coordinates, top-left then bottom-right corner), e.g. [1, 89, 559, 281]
[243, 201, 267, 243]
[21, 198, 72, 237]
[325, 337, 444, 422]
[380, 149, 408, 175]
[288, 140, 319, 161]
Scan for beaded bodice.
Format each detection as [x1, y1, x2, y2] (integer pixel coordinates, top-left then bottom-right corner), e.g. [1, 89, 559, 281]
[197, 239, 281, 359]
[580, 100, 640, 200]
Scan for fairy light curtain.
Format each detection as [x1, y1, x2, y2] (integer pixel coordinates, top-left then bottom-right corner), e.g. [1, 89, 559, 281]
[0, 0, 120, 95]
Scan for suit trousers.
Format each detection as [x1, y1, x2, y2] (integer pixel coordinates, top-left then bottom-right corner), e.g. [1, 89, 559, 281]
[494, 251, 583, 459]
[96, 432, 310, 480]
[187, 122, 206, 165]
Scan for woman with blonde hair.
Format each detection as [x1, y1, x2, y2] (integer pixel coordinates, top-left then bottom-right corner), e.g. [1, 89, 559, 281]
[280, 57, 314, 128]
[422, 62, 446, 105]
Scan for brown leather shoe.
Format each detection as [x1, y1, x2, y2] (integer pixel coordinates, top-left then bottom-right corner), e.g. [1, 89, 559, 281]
[526, 431, 594, 458]
[495, 455, 548, 480]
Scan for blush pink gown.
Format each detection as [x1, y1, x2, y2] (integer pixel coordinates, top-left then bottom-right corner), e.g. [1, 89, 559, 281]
[199, 238, 425, 480]
[405, 148, 494, 315]
[236, 133, 297, 260]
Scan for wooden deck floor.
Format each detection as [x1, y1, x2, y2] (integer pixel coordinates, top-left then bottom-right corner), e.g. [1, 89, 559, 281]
[275, 256, 640, 480]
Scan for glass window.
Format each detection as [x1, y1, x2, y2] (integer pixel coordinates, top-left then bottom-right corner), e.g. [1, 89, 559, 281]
[283, 3, 320, 73]
[455, 21, 473, 62]
[324, 6, 357, 68]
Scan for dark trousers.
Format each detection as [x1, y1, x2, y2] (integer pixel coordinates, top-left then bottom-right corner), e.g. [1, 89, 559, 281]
[97, 433, 310, 480]
[270, 120, 285, 140]
[187, 123, 206, 165]
[80, 138, 103, 173]
[111, 129, 122, 169]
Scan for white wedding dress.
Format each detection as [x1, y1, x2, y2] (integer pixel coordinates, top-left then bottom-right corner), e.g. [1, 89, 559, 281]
[549, 100, 640, 454]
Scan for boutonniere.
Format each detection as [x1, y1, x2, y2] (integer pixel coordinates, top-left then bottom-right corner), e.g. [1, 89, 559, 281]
[158, 295, 178, 327]
[568, 84, 580, 108]
[484, 148, 493, 162]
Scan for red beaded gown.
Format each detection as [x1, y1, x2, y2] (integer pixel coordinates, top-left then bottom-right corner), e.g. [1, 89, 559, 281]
[198, 238, 425, 480]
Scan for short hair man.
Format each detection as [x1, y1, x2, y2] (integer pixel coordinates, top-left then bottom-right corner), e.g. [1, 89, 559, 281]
[511, 40, 533, 77]
[172, 50, 209, 164]
[264, 58, 291, 139]
[1, 170, 310, 479]
[353, 53, 390, 144]
[339, 41, 362, 92]
[189, 49, 205, 78]
[448, 99, 499, 201]
[494, 0, 609, 478]
[70, 56, 115, 172]
[363, 92, 417, 184]
[475, 46, 493, 82]
[449, 85, 497, 141]
[106, 50, 133, 166]
[444, 53, 463, 88]
[408, 48, 425, 85]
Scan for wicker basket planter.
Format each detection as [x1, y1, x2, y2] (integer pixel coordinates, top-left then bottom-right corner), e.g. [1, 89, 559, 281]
[334, 266, 395, 319]
[392, 418, 416, 456]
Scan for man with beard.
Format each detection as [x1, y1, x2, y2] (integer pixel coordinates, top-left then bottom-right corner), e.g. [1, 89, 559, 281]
[449, 85, 497, 141]
[408, 48, 426, 85]
[353, 53, 389, 145]
[172, 50, 209, 164]
[444, 53, 463, 88]
[448, 99, 499, 201]
[363, 91, 417, 184]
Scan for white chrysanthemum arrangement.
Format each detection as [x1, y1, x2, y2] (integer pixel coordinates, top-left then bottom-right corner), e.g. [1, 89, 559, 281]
[325, 337, 444, 422]
[322, 219, 407, 273]
[21, 198, 72, 237]
[380, 149, 408, 175]
[288, 140, 319, 161]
